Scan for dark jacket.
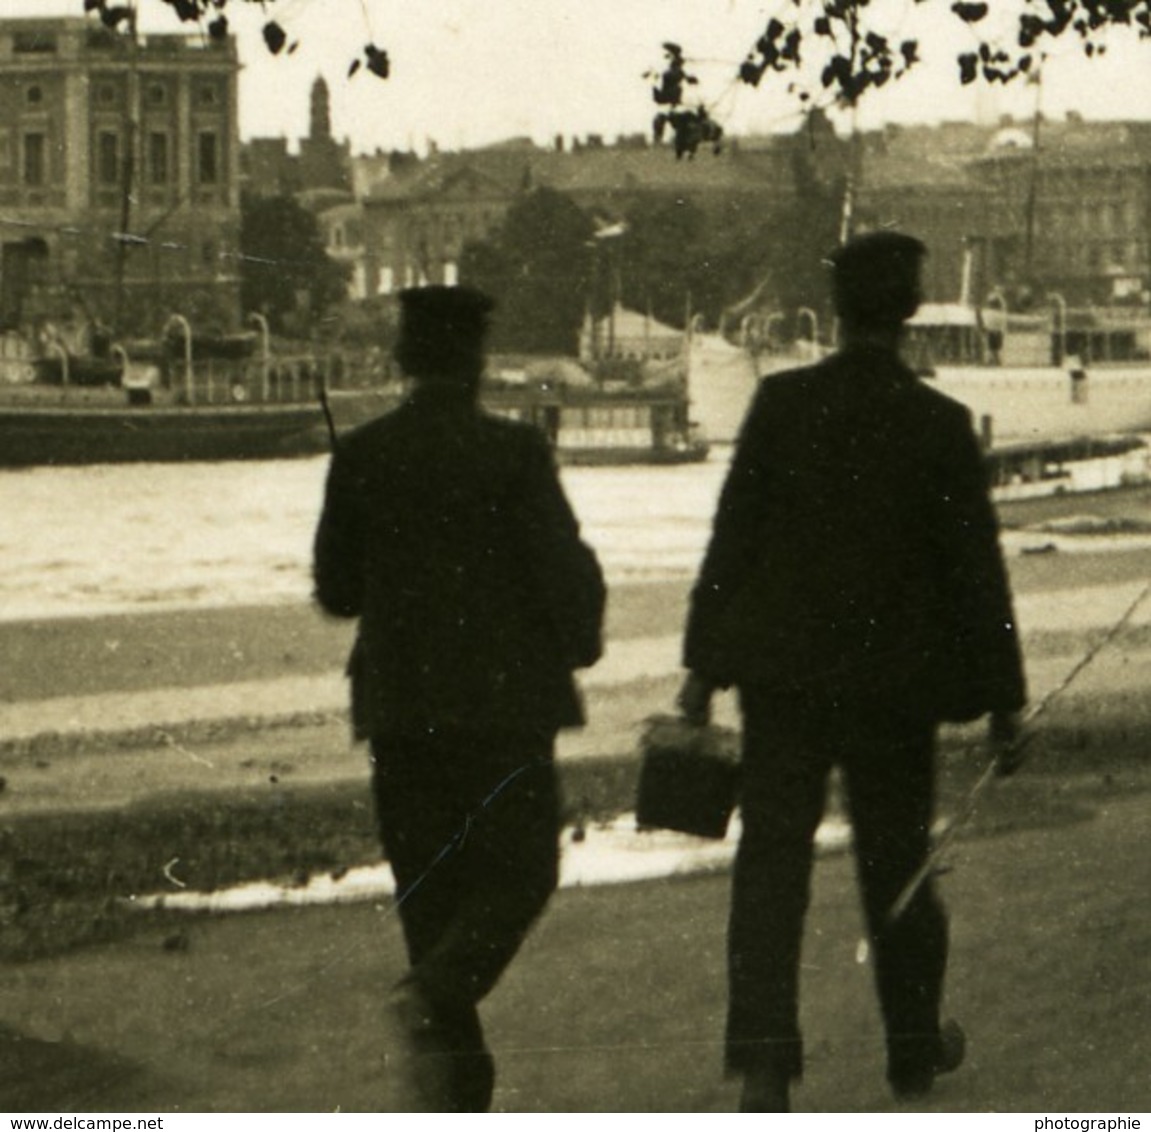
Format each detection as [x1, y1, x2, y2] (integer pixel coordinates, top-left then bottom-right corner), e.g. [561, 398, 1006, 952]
[684, 345, 1026, 721]
[313, 384, 605, 736]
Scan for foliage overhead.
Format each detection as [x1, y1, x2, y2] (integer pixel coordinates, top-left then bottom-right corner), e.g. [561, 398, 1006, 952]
[82, 0, 385, 78]
[85, 2, 1151, 154]
[649, 1, 1151, 154]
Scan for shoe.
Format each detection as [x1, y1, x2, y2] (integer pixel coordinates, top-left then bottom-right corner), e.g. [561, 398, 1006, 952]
[889, 1019, 966, 1100]
[384, 981, 454, 1112]
[739, 1067, 791, 1112]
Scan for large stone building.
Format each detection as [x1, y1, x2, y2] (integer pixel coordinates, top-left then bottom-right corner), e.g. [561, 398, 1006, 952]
[971, 117, 1151, 308]
[349, 121, 846, 303]
[0, 16, 242, 338]
[856, 116, 1151, 312]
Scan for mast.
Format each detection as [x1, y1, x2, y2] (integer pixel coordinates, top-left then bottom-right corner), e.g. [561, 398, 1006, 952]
[112, 1, 139, 332]
[1022, 62, 1044, 293]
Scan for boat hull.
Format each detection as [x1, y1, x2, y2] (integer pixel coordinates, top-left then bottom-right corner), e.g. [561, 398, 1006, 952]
[0, 386, 709, 468]
[0, 403, 332, 467]
[688, 339, 1151, 448]
[925, 364, 1151, 446]
[557, 442, 709, 466]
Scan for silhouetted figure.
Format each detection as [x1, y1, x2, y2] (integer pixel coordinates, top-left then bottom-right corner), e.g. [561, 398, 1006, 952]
[313, 286, 605, 1112]
[678, 232, 1026, 1112]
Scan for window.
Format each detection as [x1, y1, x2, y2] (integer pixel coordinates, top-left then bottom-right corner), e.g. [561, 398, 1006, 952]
[97, 83, 117, 107]
[145, 83, 167, 107]
[22, 133, 45, 186]
[147, 132, 169, 185]
[26, 85, 42, 106]
[97, 131, 120, 186]
[195, 83, 221, 107]
[197, 132, 219, 184]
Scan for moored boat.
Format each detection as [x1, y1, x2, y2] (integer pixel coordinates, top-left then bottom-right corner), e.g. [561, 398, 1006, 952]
[0, 335, 708, 467]
[483, 378, 709, 466]
[0, 332, 398, 468]
[688, 305, 1151, 452]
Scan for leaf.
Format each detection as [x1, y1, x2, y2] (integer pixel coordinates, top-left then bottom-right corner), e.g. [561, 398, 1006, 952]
[739, 58, 768, 86]
[365, 44, 390, 80]
[207, 15, 228, 41]
[263, 20, 287, 56]
[958, 52, 979, 83]
[951, 2, 989, 22]
[347, 58, 361, 77]
[100, 5, 133, 29]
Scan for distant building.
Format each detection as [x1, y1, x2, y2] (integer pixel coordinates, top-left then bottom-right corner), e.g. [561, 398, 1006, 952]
[855, 116, 1151, 311]
[318, 201, 369, 299]
[354, 122, 844, 303]
[240, 76, 351, 200]
[0, 16, 242, 336]
[972, 118, 1151, 307]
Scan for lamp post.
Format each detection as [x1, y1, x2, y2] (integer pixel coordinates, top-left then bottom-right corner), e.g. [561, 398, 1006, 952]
[985, 290, 1008, 364]
[797, 307, 819, 357]
[47, 341, 69, 387]
[165, 314, 193, 404]
[247, 311, 270, 401]
[1048, 292, 1067, 366]
[765, 311, 784, 352]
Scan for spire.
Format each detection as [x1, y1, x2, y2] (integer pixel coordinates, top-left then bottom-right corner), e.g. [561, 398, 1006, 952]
[310, 76, 332, 142]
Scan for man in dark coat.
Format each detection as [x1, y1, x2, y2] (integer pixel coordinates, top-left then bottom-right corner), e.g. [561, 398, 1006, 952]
[313, 285, 605, 1112]
[678, 232, 1026, 1111]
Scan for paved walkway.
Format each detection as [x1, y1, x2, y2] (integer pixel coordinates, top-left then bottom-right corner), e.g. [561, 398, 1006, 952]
[4, 575, 1151, 753]
[0, 634, 683, 750]
[2, 792, 1147, 1113]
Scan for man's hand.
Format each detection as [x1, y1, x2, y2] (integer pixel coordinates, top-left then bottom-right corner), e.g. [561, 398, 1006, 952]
[677, 671, 715, 727]
[989, 710, 1025, 776]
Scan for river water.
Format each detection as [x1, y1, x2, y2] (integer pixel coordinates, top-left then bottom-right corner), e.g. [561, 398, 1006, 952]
[4, 442, 1150, 626]
[0, 451, 731, 623]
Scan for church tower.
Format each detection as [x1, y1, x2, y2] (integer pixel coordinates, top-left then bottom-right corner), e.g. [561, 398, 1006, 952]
[310, 76, 332, 142]
[298, 74, 350, 194]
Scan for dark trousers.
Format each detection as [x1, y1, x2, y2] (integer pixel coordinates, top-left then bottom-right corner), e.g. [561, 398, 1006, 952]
[371, 729, 561, 1112]
[726, 686, 949, 1083]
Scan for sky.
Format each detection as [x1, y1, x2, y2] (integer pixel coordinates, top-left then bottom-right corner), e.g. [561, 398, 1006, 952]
[7, 0, 1151, 153]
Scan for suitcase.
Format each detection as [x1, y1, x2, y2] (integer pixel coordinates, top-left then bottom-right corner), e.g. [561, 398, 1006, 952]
[635, 713, 740, 839]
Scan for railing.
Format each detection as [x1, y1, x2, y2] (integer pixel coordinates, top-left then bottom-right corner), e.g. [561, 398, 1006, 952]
[166, 351, 397, 407]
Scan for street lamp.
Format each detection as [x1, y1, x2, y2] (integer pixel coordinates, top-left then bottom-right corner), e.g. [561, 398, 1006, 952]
[985, 290, 1008, 364]
[1048, 292, 1067, 366]
[165, 314, 193, 404]
[46, 341, 69, 387]
[797, 307, 819, 356]
[765, 312, 784, 351]
[247, 311, 271, 401]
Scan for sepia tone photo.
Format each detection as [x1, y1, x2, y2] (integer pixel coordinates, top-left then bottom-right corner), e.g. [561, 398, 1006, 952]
[0, 0, 1148, 1115]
